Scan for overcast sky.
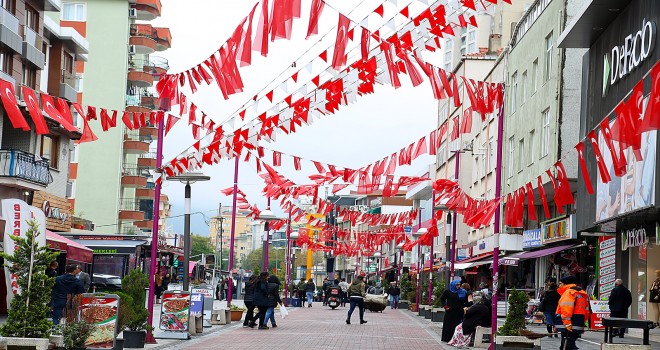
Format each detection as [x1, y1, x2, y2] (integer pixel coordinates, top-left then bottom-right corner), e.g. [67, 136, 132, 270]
[150, 0, 442, 236]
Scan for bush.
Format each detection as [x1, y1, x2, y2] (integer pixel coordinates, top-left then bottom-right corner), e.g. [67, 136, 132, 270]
[432, 279, 446, 308]
[120, 270, 151, 331]
[498, 288, 529, 336]
[400, 273, 416, 301]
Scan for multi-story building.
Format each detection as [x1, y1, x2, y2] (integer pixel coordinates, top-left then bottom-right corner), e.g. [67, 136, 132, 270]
[62, 0, 171, 235]
[210, 209, 256, 268]
[500, 0, 586, 289]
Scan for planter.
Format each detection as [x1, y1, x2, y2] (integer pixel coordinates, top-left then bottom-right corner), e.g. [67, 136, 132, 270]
[114, 338, 124, 350]
[49, 335, 64, 348]
[495, 335, 541, 350]
[431, 308, 445, 322]
[409, 303, 418, 312]
[123, 330, 147, 348]
[417, 305, 425, 316]
[3, 338, 50, 350]
[424, 306, 432, 319]
[230, 310, 244, 321]
[398, 300, 409, 310]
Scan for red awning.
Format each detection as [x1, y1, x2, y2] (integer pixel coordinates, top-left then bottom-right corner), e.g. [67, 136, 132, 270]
[189, 261, 197, 274]
[46, 231, 93, 264]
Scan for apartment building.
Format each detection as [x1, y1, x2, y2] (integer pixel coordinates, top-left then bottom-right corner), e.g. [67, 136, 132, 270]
[60, 0, 171, 234]
[210, 209, 256, 267]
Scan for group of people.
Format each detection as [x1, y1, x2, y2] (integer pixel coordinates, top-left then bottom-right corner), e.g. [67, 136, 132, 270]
[154, 271, 172, 302]
[242, 272, 283, 329]
[46, 262, 90, 325]
[440, 280, 492, 348]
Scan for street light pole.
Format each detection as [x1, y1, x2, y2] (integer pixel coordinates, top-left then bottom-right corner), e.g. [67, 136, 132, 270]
[227, 157, 240, 308]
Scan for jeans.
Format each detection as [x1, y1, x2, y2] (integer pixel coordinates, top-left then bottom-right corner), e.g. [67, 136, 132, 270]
[306, 292, 314, 306]
[390, 295, 400, 309]
[264, 307, 277, 326]
[243, 301, 255, 326]
[347, 297, 364, 322]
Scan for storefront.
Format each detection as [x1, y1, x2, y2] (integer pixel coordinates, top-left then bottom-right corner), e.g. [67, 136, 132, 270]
[560, 0, 660, 322]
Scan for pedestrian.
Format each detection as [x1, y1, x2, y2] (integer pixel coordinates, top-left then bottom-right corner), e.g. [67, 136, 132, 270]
[297, 279, 307, 307]
[650, 270, 660, 325]
[305, 278, 315, 307]
[243, 275, 257, 328]
[540, 281, 560, 337]
[322, 277, 331, 305]
[367, 281, 383, 295]
[154, 272, 163, 303]
[162, 273, 171, 292]
[339, 278, 349, 307]
[608, 279, 632, 338]
[448, 293, 492, 348]
[555, 275, 590, 350]
[440, 279, 466, 342]
[345, 275, 367, 325]
[46, 261, 58, 278]
[250, 272, 270, 329]
[389, 282, 401, 309]
[75, 266, 91, 293]
[51, 264, 84, 325]
[264, 275, 282, 328]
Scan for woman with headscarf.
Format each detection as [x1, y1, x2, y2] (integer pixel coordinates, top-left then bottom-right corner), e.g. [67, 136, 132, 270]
[448, 293, 492, 348]
[440, 279, 467, 342]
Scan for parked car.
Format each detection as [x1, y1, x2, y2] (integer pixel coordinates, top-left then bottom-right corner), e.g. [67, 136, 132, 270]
[91, 273, 122, 291]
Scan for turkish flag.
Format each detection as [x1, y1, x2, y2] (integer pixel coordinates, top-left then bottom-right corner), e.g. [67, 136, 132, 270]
[599, 118, 627, 177]
[460, 108, 473, 134]
[554, 161, 575, 208]
[586, 130, 612, 184]
[525, 182, 537, 221]
[612, 80, 644, 160]
[22, 87, 49, 134]
[306, 0, 325, 38]
[361, 27, 370, 61]
[72, 103, 97, 142]
[332, 14, 351, 70]
[450, 117, 460, 141]
[537, 176, 551, 219]
[640, 60, 660, 132]
[575, 142, 594, 194]
[0, 79, 29, 130]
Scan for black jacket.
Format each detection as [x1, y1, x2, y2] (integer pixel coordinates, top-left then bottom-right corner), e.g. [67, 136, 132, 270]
[462, 304, 492, 335]
[305, 281, 315, 293]
[267, 282, 282, 307]
[608, 285, 632, 313]
[540, 289, 561, 313]
[243, 279, 255, 302]
[389, 286, 401, 296]
[253, 280, 270, 306]
[52, 274, 84, 303]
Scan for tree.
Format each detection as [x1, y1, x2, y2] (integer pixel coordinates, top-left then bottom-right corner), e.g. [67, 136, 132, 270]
[191, 234, 214, 258]
[0, 220, 59, 338]
[498, 288, 529, 336]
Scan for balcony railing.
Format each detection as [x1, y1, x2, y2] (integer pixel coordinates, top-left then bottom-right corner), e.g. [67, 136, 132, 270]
[0, 149, 52, 186]
[149, 56, 169, 71]
[0, 7, 19, 34]
[126, 92, 156, 110]
[125, 130, 154, 142]
[119, 198, 140, 211]
[61, 69, 75, 87]
[122, 164, 150, 177]
[22, 26, 42, 50]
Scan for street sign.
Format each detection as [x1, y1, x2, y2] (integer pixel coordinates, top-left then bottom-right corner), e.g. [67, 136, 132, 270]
[404, 226, 412, 234]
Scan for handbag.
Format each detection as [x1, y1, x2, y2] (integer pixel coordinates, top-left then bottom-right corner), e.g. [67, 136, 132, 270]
[280, 304, 289, 319]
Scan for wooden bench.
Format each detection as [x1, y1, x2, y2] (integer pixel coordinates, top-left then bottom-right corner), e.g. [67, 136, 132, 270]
[603, 317, 655, 345]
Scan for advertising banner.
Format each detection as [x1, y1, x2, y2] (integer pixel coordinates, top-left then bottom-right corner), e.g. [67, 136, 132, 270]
[81, 294, 120, 349]
[597, 236, 616, 299]
[189, 293, 204, 317]
[541, 217, 574, 244]
[589, 300, 610, 330]
[522, 229, 542, 249]
[159, 291, 191, 331]
[595, 117, 656, 222]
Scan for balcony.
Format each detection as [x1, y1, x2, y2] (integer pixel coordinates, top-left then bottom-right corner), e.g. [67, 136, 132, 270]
[124, 131, 151, 154]
[0, 149, 52, 190]
[59, 70, 77, 101]
[140, 123, 158, 139]
[132, 0, 162, 21]
[126, 89, 156, 114]
[0, 8, 22, 53]
[118, 198, 144, 222]
[150, 56, 169, 79]
[153, 27, 171, 51]
[134, 219, 153, 229]
[135, 187, 156, 199]
[22, 26, 45, 68]
[121, 165, 149, 188]
[137, 151, 158, 168]
[36, 0, 62, 11]
[127, 68, 154, 88]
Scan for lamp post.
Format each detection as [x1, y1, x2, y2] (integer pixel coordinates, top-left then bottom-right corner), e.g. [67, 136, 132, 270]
[395, 242, 403, 284]
[258, 208, 277, 272]
[286, 225, 298, 306]
[373, 251, 382, 282]
[167, 172, 211, 291]
[412, 227, 426, 307]
[213, 204, 223, 287]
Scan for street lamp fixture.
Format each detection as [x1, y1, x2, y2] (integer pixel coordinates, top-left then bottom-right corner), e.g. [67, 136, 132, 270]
[258, 208, 278, 271]
[167, 172, 211, 291]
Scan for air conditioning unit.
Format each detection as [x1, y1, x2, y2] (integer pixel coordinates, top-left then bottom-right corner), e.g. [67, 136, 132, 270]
[128, 8, 137, 19]
[128, 45, 136, 54]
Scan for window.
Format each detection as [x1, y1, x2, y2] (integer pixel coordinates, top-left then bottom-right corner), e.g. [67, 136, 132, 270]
[438, 141, 447, 166]
[0, 48, 12, 74]
[480, 141, 487, 176]
[22, 66, 36, 89]
[521, 71, 527, 103]
[40, 135, 59, 169]
[488, 137, 495, 172]
[510, 72, 517, 113]
[460, 28, 477, 55]
[541, 108, 550, 157]
[528, 130, 535, 165]
[518, 138, 525, 172]
[532, 59, 538, 92]
[25, 5, 38, 31]
[62, 3, 85, 21]
[1, 0, 15, 14]
[444, 50, 452, 68]
[75, 74, 83, 92]
[508, 137, 514, 178]
[63, 52, 74, 74]
[544, 32, 553, 81]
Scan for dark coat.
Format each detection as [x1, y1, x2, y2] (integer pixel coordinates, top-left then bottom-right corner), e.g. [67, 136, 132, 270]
[462, 304, 492, 335]
[540, 289, 561, 313]
[389, 286, 401, 296]
[252, 280, 270, 306]
[52, 274, 84, 307]
[305, 281, 315, 293]
[243, 279, 255, 302]
[267, 282, 282, 307]
[608, 284, 632, 313]
[440, 289, 465, 342]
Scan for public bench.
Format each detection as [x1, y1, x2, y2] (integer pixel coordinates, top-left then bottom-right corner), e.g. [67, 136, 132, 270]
[602, 317, 655, 345]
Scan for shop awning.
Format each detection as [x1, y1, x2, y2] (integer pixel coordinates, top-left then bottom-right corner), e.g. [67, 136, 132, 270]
[73, 239, 147, 254]
[511, 243, 578, 260]
[454, 259, 493, 271]
[46, 231, 93, 264]
[456, 252, 493, 264]
[189, 261, 197, 274]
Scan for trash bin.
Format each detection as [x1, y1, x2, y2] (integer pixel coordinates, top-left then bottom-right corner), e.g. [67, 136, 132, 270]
[291, 298, 301, 307]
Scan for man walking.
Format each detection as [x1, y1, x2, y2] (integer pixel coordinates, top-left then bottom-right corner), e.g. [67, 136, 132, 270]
[339, 278, 349, 307]
[76, 266, 91, 293]
[555, 276, 590, 350]
[389, 282, 401, 309]
[51, 264, 84, 325]
[305, 278, 316, 307]
[608, 279, 632, 338]
[346, 275, 367, 325]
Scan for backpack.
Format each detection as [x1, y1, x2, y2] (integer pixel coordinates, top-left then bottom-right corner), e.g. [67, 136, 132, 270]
[348, 282, 362, 297]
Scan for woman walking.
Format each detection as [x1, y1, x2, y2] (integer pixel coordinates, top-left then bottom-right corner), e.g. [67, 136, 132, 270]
[540, 281, 560, 337]
[440, 280, 467, 342]
[305, 278, 316, 307]
[264, 275, 283, 328]
[250, 272, 270, 329]
[243, 275, 257, 327]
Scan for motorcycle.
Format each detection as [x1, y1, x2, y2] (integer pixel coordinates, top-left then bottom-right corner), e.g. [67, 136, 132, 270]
[327, 286, 341, 309]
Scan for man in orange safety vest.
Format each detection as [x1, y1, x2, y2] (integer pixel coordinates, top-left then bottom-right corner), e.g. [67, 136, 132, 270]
[555, 275, 590, 350]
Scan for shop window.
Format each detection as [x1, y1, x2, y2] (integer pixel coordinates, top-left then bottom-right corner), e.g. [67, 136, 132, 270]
[40, 134, 59, 169]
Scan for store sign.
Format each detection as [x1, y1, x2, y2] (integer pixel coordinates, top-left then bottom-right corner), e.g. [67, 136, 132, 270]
[603, 19, 656, 96]
[93, 249, 118, 254]
[31, 191, 72, 232]
[541, 217, 574, 244]
[522, 229, 542, 249]
[81, 293, 119, 349]
[621, 227, 649, 251]
[598, 236, 616, 299]
[589, 300, 611, 330]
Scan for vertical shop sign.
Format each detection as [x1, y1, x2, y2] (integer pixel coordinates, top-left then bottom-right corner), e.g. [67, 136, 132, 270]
[589, 300, 610, 330]
[597, 236, 616, 299]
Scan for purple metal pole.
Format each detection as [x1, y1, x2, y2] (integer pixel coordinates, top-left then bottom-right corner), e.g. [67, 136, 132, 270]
[263, 198, 271, 272]
[415, 208, 421, 306]
[227, 157, 240, 308]
[284, 210, 292, 306]
[491, 98, 505, 349]
[145, 110, 165, 344]
[449, 151, 460, 280]
[428, 193, 435, 305]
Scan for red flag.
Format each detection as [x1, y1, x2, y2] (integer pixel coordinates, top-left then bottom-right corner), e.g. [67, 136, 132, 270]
[253, 0, 269, 57]
[575, 142, 594, 194]
[55, 98, 76, 131]
[361, 28, 370, 61]
[450, 117, 460, 141]
[0, 79, 29, 130]
[458, 14, 467, 27]
[313, 161, 325, 174]
[72, 103, 97, 142]
[412, 136, 427, 160]
[537, 176, 551, 219]
[554, 161, 575, 208]
[306, 0, 325, 38]
[462, 0, 476, 10]
[386, 153, 397, 174]
[122, 112, 134, 130]
[525, 182, 537, 221]
[586, 130, 612, 184]
[640, 60, 660, 132]
[545, 169, 563, 214]
[22, 87, 49, 134]
[165, 113, 181, 136]
[332, 14, 351, 70]
[273, 151, 281, 166]
[613, 80, 644, 160]
[429, 130, 438, 156]
[599, 118, 627, 177]
[460, 108, 473, 134]
[293, 156, 301, 170]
